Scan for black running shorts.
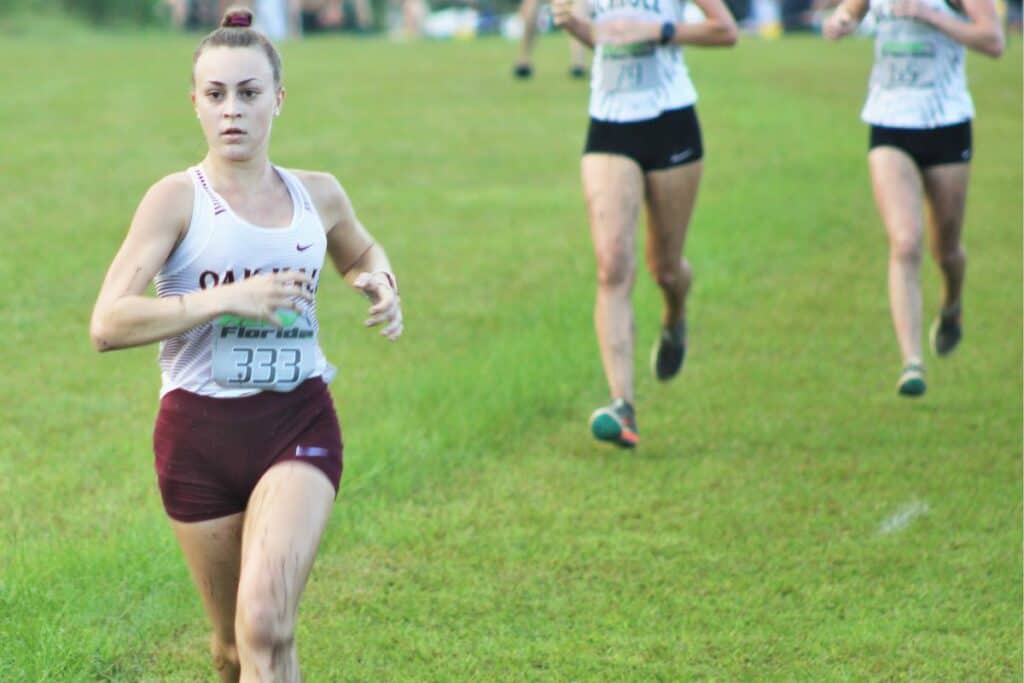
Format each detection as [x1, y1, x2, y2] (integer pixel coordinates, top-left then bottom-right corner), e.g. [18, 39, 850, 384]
[869, 120, 973, 169]
[584, 106, 704, 172]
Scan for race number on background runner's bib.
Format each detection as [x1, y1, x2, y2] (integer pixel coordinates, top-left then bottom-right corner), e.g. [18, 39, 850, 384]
[600, 43, 662, 94]
[212, 310, 317, 393]
[872, 25, 938, 89]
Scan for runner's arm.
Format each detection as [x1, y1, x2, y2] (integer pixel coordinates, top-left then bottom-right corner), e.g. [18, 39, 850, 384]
[553, 0, 595, 48]
[823, 0, 869, 39]
[836, 0, 870, 21]
[892, 0, 1004, 56]
[90, 175, 312, 351]
[90, 175, 221, 352]
[669, 0, 738, 46]
[315, 174, 394, 288]
[314, 172, 403, 340]
[590, 0, 738, 48]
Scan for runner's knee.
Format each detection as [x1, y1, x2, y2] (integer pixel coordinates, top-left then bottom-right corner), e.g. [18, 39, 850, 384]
[235, 593, 295, 654]
[648, 259, 688, 290]
[889, 233, 923, 264]
[596, 249, 635, 288]
[934, 242, 965, 269]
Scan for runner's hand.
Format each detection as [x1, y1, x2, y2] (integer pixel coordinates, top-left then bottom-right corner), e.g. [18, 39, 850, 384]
[552, 0, 575, 26]
[595, 19, 661, 47]
[353, 271, 403, 341]
[218, 271, 314, 327]
[823, 8, 858, 39]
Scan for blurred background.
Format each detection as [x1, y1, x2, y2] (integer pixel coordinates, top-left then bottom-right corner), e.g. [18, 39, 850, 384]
[4, 0, 1020, 42]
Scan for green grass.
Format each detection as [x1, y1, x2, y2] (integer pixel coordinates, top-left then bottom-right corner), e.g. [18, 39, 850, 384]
[1, 27, 1021, 681]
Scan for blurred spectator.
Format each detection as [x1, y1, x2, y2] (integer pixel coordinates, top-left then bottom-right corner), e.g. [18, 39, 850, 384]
[261, 0, 302, 38]
[166, 0, 189, 26]
[512, 0, 586, 79]
[1008, 0, 1022, 31]
[724, 0, 752, 23]
[165, 0, 233, 29]
[166, 0, 301, 36]
[390, 0, 427, 38]
[300, 0, 375, 32]
[781, 0, 814, 31]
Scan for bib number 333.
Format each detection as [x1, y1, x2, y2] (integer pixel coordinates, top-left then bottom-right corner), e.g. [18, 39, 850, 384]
[212, 313, 316, 392]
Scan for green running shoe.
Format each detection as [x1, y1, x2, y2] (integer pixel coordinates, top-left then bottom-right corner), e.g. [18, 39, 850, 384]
[929, 306, 962, 357]
[651, 321, 686, 382]
[897, 362, 926, 397]
[589, 398, 639, 448]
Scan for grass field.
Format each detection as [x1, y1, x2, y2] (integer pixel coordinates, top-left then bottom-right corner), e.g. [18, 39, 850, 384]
[0, 20, 1021, 681]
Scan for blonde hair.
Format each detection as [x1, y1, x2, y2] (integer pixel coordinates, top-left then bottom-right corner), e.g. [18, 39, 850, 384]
[191, 6, 283, 88]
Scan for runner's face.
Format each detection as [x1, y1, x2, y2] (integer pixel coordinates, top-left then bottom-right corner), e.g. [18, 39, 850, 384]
[192, 46, 283, 162]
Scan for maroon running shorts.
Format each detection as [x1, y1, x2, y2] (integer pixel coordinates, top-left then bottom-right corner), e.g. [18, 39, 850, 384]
[153, 377, 343, 523]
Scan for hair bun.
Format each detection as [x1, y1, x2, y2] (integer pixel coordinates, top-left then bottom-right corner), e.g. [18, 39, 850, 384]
[222, 7, 254, 28]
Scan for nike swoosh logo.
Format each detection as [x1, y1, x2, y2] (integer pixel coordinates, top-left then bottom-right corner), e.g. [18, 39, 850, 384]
[669, 149, 695, 163]
[296, 243, 313, 252]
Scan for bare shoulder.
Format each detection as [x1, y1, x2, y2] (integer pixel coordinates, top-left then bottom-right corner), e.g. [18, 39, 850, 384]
[291, 169, 355, 231]
[120, 171, 194, 248]
[291, 169, 345, 198]
[138, 172, 193, 225]
[145, 171, 193, 205]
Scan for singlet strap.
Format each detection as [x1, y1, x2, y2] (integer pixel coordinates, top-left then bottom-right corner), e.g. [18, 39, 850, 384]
[274, 166, 315, 217]
[191, 166, 228, 216]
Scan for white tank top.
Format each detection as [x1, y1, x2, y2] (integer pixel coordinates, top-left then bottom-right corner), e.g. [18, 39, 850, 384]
[154, 166, 332, 398]
[861, 0, 974, 128]
[587, 0, 698, 123]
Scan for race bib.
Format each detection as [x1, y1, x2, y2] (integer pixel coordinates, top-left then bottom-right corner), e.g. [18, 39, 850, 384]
[211, 310, 317, 393]
[872, 36, 938, 89]
[600, 43, 660, 94]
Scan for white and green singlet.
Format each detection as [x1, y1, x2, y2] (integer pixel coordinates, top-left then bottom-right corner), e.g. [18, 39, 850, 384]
[861, 0, 974, 128]
[153, 165, 334, 398]
[588, 0, 698, 122]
